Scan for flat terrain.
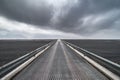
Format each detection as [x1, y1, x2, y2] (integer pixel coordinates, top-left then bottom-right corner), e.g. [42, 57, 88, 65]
[13, 40, 109, 80]
[65, 39, 120, 64]
[0, 39, 52, 66]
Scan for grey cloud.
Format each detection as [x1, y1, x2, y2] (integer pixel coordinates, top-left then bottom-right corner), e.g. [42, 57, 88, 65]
[0, 0, 120, 37]
[54, 0, 89, 31]
[0, 28, 26, 39]
[55, 0, 120, 35]
[90, 0, 120, 13]
[53, 0, 120, 34]
[79, 10, 120, 35]
[0, 0, 53, 26]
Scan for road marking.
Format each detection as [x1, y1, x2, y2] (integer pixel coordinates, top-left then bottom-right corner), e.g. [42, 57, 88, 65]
[41, 40, 58, 80]
[1, 45, 50, 80]
[64, 41, 120, 67]
[66, 43, 120, 80]
[0, 42, 51, 69]
[60, 41, 77, 79]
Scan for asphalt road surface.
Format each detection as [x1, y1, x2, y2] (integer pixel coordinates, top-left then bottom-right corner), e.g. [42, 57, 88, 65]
[13, 40, 109, 80]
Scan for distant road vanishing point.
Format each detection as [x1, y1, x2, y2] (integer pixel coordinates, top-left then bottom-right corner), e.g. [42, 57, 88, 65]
[0, 40, 120, 80]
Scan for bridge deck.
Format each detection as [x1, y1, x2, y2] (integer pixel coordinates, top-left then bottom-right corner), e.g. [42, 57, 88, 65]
[13, 41, 109, 80]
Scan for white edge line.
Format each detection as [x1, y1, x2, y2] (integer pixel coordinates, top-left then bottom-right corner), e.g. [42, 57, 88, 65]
[0, 42, 50, 69]
[1, 45, 50, 80]
[66, 43, 120, 80]
[64, 41, 120, 67]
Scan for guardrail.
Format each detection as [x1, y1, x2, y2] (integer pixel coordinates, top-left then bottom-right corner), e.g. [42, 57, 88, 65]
[0, 41, 56, 79]
[63, 40, 120, 80]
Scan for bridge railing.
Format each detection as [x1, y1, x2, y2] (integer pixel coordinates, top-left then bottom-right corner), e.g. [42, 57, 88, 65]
[63, 40, 120, 79]
[0, 41, 55, 79]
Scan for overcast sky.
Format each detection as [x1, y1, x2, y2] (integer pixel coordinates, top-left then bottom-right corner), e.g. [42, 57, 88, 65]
[0, 0, 120, 39]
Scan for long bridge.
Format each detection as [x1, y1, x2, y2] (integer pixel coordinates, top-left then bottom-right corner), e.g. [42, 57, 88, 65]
[0, 40, 120, 80]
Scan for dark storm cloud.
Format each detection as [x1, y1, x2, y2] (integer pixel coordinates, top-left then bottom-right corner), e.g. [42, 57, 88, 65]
[78, 9, 120, 35]
[55, 0, 89, 31]
[54, 0, 120, 33]
[0, 0, 120, 36]
[0, 0, 53, 26]
[89, 0, 120, 13]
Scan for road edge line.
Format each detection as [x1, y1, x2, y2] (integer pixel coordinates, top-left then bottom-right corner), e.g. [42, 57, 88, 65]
[66, 43, 120, 80]
[1, 46, 50, 80]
